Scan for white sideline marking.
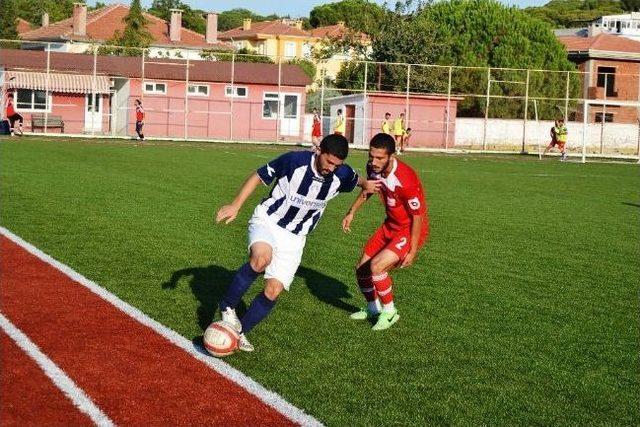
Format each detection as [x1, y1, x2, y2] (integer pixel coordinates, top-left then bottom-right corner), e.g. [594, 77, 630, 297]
[0, 227, 323, 427]
[0, 313, 114, 427]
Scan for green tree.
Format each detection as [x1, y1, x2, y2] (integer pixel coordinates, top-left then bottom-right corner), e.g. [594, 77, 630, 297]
[0, 0, 19, 40]
[309, 0, 385, 36]
[287, 58, 317, 80]
[100, 0, 152, 56]
[148, 0, 206, 34]
[217, 8, 279, 32]
[621, 0, 640, 11]
[14, 0, 76, 27]
[524, 0, 624, 28]
[200, 47, 274, 63]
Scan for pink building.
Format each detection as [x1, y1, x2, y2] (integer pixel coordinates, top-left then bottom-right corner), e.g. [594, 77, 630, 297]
[328, 93, 461, 148]
[1, 49, 311, 142]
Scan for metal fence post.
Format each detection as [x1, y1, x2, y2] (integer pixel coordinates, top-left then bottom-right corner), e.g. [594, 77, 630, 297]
[405, 64, 411, 126]
[362, 61, 368, 147]
[521, 69, 530, 154]
[320, 66, 325, 137]
[230, 53, 235, 141]
[184, 57, 190, 141]
[276, 55, 282, 143]
[445, 66, 452, 150]
[564, 71, 570, 121]
[483, 67, 491, 150]
[44, 43, 51, 134]
[91, 47, 98, 137]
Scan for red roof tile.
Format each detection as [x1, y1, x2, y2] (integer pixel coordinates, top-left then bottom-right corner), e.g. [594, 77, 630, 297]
[20, 4, 231, 50]
[310, 24, 369, 43]
[558, 34, 640, 54]
[0, 48, 311, 87]
[220, 20, 310, 39]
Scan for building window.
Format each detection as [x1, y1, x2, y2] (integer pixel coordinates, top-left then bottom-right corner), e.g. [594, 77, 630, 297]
[596, 67, 616, 97]
[188, 84, 209, 96]
[262, 93, 279, 119]
[143, 81, 167, 94]
[15, 89, 51, 112]
[595, 112, 614, 123]
[284, 41, 296, 58]
[225, 85, 248, 98]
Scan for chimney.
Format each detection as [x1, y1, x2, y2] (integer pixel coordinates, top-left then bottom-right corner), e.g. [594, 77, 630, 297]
[294, 19, 303, 30]
[42, 12, 49, 28]
[72, 3, 87, 37]
[206, 12, 218, 44]
[588, 23, 602, 37]
[243, 18, 251, 31]
[170, 9, 182, 42]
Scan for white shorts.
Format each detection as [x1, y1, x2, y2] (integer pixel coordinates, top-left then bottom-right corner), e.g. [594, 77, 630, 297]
[248, 205, 306, 290]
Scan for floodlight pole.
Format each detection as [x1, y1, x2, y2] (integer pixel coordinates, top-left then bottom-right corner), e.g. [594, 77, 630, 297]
[230, 53, 235, 141]
[184, 57, 190, 141]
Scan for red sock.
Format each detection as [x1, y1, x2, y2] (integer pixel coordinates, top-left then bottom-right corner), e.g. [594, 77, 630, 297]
[356, 273, 377, 302]
[372, 272, 393, 305]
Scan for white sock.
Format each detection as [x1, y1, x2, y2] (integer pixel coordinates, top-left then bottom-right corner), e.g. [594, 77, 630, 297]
[382, 301, 395, 313]
[368, 299, 382, 313]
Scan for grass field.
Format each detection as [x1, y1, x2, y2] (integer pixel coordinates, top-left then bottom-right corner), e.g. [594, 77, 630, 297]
[1, 136, 638, 425]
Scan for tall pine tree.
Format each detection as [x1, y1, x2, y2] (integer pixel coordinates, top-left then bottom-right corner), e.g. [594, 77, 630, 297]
[0, 0, 19, 40]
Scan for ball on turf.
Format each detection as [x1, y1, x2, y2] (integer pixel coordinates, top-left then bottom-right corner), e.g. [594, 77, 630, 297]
[203, 320, 240, 357]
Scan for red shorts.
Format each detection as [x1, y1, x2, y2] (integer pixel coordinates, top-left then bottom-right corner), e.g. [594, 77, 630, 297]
[312, 126, 321, 137]
[363, 223, 427, 261]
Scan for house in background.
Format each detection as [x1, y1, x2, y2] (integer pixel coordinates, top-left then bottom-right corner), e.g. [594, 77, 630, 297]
[557, 33, 640, 124]
[219, 19, 370, 79]
[588, 12, 640, 42]
[327, 93, 460, 148]
[0, 48, 311, 141]
[18, 3, 232, 60]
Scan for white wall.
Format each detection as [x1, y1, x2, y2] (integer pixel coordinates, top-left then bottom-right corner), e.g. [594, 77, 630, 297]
[455, 118, 640, 151]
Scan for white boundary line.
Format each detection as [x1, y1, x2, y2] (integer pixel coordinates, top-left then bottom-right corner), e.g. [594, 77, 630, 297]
[0, 313, 115, 427]
[0, 226, 323, 427]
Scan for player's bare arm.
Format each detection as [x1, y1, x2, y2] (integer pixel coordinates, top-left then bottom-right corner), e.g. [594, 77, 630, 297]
[342, 189, 374, 233]
[216, 172, 263, 224]
[400, 214, 424, 268]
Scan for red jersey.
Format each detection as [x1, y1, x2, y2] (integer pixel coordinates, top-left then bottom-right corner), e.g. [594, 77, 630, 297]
[6, 99, 15, 117]
[312, 113, 321, 137]
[135, 105, 144, 121]
[367, 159, 428, 231]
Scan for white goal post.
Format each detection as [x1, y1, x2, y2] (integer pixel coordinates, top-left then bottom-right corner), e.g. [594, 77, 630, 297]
[581, 99, 640, 163]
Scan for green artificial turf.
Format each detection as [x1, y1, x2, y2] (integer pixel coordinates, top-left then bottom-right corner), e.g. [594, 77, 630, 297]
[1, 136, 638, 425]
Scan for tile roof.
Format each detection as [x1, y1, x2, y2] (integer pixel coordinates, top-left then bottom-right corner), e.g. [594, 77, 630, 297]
[310, 24, 370, 43]
[0, 48, 311, 87]
[558, 33, 640, 54]
[16, 18, 34, 34]
[19, 3, 231, 50]
[220, 20, 310, 39]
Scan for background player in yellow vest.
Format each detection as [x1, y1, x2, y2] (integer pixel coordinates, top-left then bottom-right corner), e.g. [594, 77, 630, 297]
[381, 112, 392, 135]
[543, 118, 568, 161]
[334, 109, 346, 135]
[393, 113, 406, 154]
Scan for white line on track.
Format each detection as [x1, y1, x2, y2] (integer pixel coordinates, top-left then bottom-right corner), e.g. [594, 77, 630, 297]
[0, 313, 115, 427]
[0, 226, 323, 427]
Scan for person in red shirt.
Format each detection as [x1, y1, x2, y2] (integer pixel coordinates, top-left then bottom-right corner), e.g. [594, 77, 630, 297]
[342, 132, 429, 330]
[311, 107, 322, 152]
[5, 93, 23, 137]
[134, 99, 145, 141]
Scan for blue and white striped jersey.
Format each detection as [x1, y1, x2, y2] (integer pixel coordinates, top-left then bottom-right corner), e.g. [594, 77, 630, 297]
[256, 151, 359, 236]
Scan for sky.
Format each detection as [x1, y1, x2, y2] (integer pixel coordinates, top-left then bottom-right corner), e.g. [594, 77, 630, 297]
[88, 1, 550, 17]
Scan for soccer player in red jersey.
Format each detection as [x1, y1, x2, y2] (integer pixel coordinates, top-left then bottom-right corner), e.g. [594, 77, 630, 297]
[342, 132, 429, 330]
[134, 99, 145, 141]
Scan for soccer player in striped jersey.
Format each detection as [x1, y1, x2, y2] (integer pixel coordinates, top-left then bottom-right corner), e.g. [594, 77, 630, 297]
[342, 133, 429, 330]
[215, 134, 381, 352]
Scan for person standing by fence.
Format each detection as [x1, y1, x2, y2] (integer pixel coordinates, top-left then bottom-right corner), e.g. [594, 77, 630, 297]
[393, 112, 405, 154]
[381, 112, 392, 135]
[135, 99, 145, 141]
[5, 93, 23, 137]
[311, 108, 322, 151]
[334, 109, 345, 136]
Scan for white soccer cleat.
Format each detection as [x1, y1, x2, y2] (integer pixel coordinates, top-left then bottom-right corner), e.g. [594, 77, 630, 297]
[238, 333, 254, 352]
[221, 307, 241, 333]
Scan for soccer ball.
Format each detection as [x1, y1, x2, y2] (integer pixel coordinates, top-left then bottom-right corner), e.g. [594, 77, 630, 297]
[203, 320, 240, 357]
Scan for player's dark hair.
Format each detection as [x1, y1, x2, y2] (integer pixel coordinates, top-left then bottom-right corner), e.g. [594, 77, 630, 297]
[385, 112, 390, 117]
[320, 134, 349, 160]
[369, 132, 395, 155]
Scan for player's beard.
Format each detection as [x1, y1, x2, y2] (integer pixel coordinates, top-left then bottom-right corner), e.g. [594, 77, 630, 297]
[370, 157, 392, 175]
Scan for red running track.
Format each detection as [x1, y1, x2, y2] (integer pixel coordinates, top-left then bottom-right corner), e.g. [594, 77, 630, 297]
[0, 235, 299, 426]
